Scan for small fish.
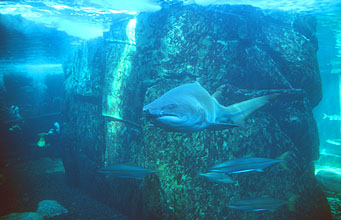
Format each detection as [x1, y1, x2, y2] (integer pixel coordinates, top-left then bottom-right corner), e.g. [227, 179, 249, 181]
[143, 82, 277, 132]
[199, 172, 234, 184]
[9, 124, 22, 133]
[98, 164, 160, 179]
[326, 139, 341, 146]
[37, 136, 46, 148]
[322, 113, 341, 121]
[289, 116, 299, 121]
[228, 196, 298, 211]
[54, 122, 60, 133]
[209, 152, 289, 174]
[10, 105, 23, 120]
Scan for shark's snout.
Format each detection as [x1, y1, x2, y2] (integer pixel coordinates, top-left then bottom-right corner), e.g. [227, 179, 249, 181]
[143, 108, 149, 115]
[143, 107, 158, 118]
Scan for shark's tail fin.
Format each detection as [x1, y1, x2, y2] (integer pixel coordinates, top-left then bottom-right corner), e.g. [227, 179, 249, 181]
[217, 94, 279, 126]
[322, 113, 327, 120]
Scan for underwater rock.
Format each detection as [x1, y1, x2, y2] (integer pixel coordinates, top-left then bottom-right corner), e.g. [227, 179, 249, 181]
[62, 3, 329, 220]
[316, 170, 341, 194]
[0, 212, 43, 220]
[36, 200, 68, 219]
[272, 90, 320, 161]
[136, 4, 327, 220]
[0, 200, 67, 220]
[62, 15, 145, 217]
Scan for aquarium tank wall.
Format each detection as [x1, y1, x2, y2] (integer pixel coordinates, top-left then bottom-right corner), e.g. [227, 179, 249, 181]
[0, 0, 340, 220]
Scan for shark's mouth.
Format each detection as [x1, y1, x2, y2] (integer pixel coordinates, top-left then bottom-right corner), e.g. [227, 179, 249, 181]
[155, 113, 185, 125]
[159, 112, 178, 117]
[150, 113, 180, 121]
[143, 108, 178, 119]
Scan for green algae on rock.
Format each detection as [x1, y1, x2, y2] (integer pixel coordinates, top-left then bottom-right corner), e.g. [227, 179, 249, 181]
[61, 4, 331, 220]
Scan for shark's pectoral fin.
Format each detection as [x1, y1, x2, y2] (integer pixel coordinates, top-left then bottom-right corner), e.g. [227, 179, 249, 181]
[207, 122, 239, 131]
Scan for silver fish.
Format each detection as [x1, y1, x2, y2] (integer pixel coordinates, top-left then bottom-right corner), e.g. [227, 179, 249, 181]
[199, 172, 234, 184]
[209, 153, 288, 174]
[228, 197, 289, 211]
[98, 164, 159, 179]
[322, 113, 341, 121]
[143, 82, 277, 132]
[326, 139, 341, 146]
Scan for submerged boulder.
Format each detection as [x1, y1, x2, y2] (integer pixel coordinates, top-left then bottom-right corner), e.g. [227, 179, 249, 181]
[0, 212, 43, 220]
[0, 200, 67, 220]
[62, 3, 330, 220]
[36, 200, 68, 219]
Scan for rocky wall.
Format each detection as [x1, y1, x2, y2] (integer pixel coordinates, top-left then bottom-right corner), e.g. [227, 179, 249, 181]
[62, 37, 105, 187]
[62, 4, 330, 220]
[62, 18, 146, 217]
[135, 4, 328, 220]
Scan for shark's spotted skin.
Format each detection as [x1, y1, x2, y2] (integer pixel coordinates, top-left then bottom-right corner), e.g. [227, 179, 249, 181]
[143, 82, 277, 133]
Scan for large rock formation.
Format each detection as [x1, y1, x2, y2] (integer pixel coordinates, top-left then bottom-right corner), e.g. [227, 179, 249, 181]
[62, 4, 330, 220]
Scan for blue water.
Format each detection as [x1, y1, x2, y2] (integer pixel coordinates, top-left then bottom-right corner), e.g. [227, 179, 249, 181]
[1, 0, 341, 219]
[0, 0, 339, 70]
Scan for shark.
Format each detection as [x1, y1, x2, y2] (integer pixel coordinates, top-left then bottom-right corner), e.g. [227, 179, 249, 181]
[143, 82, 277, 132]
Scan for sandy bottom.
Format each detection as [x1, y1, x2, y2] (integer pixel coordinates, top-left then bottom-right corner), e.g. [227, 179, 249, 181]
[0, 157, 127, 220]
